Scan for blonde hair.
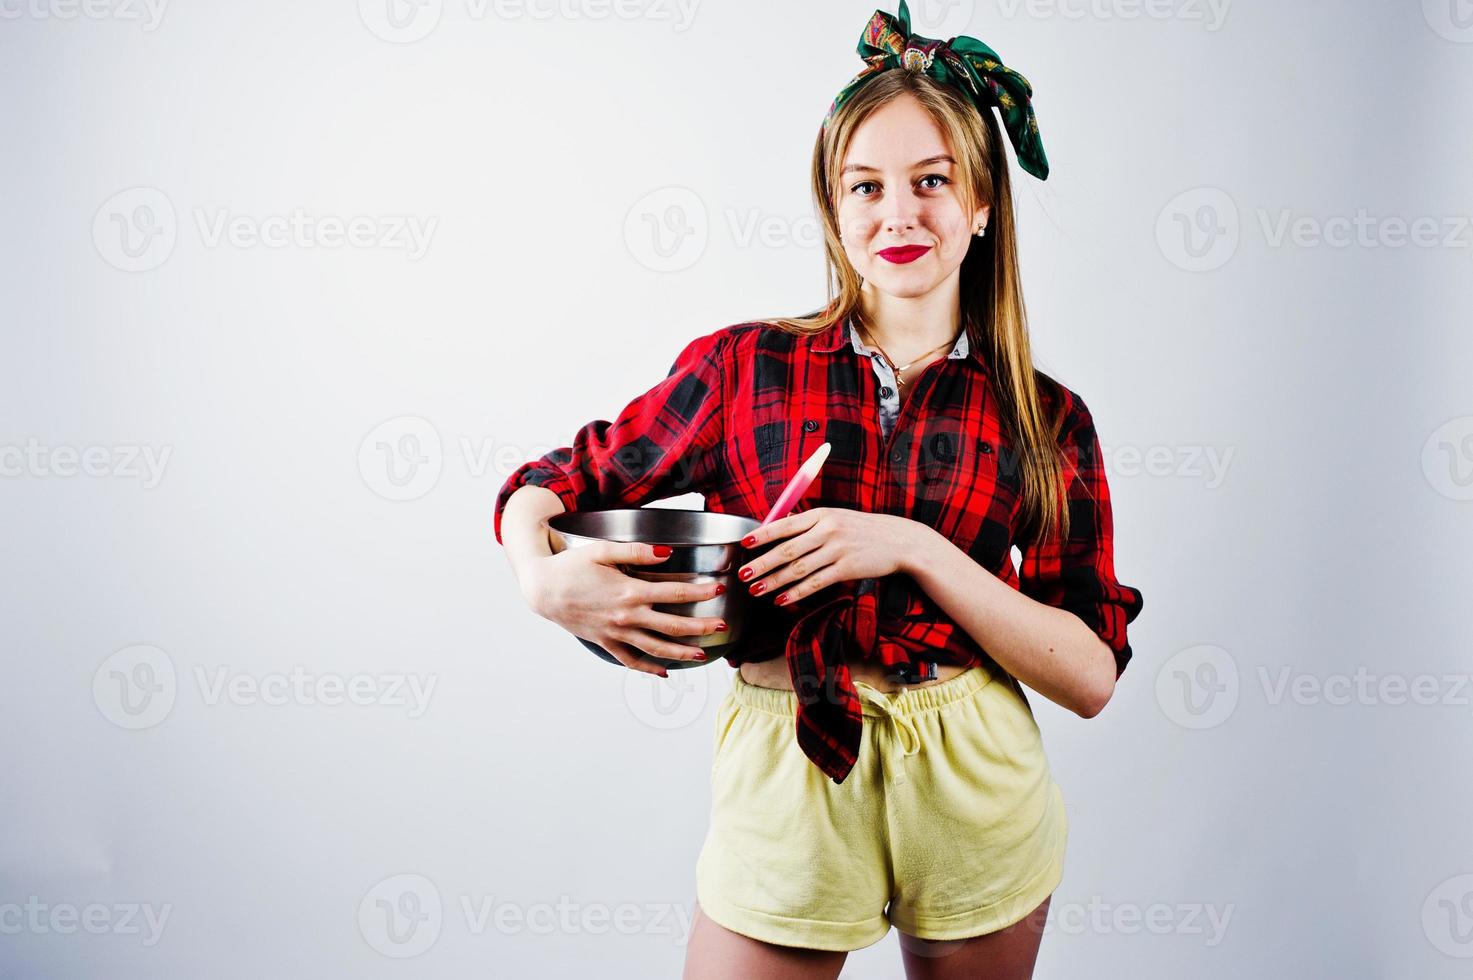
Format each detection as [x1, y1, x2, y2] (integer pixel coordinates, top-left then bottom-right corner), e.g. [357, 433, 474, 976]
[761, 68, 1073, 546]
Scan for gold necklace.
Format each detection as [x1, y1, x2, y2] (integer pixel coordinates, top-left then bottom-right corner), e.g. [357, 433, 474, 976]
[854, 322, 960, 387]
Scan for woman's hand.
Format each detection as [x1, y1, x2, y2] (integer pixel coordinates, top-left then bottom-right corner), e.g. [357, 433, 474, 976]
[520, 541, 728, 677]
[735, 507, 922, 606]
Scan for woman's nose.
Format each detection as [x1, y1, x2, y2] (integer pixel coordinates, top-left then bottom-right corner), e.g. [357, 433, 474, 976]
[882, 191, 921, 234]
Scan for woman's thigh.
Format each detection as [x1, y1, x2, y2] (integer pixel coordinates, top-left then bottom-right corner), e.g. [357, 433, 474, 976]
[897, 894, 1051, 980]
[683, 901, 848, 980]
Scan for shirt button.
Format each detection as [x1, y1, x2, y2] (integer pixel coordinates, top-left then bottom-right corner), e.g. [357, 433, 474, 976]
[803, 419, 819, 432]
[879, 386, 893, 398]
[890, 449, 903, 462]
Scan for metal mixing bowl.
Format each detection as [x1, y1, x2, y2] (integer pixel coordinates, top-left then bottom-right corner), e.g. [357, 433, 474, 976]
[542, 507, 776, 670]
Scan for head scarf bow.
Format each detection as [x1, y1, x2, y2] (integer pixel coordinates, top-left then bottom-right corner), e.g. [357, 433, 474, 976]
[822, 0, 1050, 181]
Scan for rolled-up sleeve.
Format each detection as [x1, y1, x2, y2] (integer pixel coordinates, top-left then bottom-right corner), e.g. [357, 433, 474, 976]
[492, 329, 728, 546]
[1016, 391, 1144, 677]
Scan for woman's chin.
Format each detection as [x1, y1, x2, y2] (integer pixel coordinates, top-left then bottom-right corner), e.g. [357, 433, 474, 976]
[865, 267, 945, 298]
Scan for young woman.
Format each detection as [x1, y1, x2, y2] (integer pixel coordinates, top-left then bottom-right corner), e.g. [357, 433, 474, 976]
[494, 5, 1144, 978]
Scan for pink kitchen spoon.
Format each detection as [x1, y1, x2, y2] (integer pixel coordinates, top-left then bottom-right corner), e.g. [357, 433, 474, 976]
[759, 441, 831, 526]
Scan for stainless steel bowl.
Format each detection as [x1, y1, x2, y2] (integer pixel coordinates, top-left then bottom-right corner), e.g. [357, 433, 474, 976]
[542, 507, 776, 670]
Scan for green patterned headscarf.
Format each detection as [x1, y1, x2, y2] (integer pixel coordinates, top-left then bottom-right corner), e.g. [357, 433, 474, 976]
[822, 0, 1050, 181]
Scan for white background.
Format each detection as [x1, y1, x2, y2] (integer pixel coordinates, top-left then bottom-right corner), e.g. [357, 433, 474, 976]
[3, 0, 1472, 976]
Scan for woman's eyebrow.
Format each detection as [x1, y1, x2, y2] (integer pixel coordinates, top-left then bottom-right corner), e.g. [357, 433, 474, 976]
[841, 155, 956, 176]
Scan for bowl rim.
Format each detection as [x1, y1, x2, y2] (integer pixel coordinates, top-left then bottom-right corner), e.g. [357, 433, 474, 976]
[542, 508, 761, 548]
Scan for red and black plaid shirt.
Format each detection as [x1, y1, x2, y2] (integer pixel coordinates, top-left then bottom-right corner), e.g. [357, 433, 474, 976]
[493, 316, 1144, 784]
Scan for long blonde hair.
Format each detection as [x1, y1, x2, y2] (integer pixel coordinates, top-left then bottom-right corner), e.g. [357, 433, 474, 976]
[761, 68, 1073, 546]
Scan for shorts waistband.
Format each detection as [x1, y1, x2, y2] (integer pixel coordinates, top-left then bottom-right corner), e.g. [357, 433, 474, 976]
[728, 661, 999, 718]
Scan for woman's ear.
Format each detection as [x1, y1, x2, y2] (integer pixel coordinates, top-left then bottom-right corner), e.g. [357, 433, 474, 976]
[973, 201, 992, 233]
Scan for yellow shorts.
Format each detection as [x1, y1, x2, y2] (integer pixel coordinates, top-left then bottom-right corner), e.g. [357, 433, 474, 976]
[694, 662, 1068, 952]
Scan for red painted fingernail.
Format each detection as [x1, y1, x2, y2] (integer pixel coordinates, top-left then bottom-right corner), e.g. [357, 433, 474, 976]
[741, 535, 757, 547]
[714, 583, 726, 595]
[738, 567, 753, 581]
[653, 545, 672, 557]
[658, 669, 669, 677]
[716, 622, 729, 632]
[749, 582, 765, 595]
[776, 594, 790, 605]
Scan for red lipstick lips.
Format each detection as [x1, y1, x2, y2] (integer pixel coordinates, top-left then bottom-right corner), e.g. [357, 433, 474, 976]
[877, 244, 932, 264]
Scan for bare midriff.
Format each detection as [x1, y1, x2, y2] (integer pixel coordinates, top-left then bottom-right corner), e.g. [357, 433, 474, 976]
[738, 657, 971, 695]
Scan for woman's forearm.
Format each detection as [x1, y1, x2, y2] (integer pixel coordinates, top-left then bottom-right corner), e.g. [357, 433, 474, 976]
[500, 485, 567, 598]
[902, 524, 1116, 717]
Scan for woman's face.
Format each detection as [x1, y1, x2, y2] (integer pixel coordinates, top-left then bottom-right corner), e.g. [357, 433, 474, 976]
[834, 92, 989, 300]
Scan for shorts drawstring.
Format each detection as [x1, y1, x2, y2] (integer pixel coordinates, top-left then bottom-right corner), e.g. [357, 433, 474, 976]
[853, 681, 921, 784]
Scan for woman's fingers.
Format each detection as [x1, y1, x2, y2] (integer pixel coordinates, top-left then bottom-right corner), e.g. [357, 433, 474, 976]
[751, 545, 840, 595]
[740, 533, 826, 587]
[603, 637, 669, 676]
[774, 565, 841, 604]
[635, 606, 726, 639]
[618, 627, 710, 662]
[640, 577, 726, 605]
[595, 548, 734, 671]
[605, 540, 675, 566]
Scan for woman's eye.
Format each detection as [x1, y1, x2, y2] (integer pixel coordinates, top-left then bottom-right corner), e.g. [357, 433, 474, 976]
[851, 175, 948, 196]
